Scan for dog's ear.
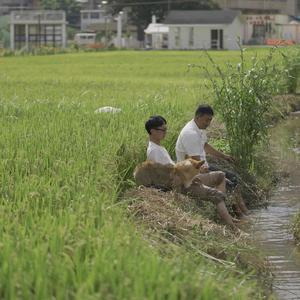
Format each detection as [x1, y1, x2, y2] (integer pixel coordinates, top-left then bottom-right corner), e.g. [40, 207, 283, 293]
[184, 154, 191, 159]
[189, 159, 204, 169]
[196, 160, 205, 169]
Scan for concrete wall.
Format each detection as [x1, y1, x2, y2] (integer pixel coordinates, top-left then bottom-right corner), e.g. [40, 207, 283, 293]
[224, 17, 243, 49]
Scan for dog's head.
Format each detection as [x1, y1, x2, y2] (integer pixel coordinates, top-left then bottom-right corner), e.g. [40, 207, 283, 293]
[173, 158, 205, 188]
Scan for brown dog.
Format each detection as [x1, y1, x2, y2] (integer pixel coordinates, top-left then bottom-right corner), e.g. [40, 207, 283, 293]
[133, 158, 205, 191]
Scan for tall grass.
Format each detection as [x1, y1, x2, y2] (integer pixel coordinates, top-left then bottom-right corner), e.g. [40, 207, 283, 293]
[279, 46, 300, 94]
[0, 50, 277, 299]
[203, 47, 284, 171]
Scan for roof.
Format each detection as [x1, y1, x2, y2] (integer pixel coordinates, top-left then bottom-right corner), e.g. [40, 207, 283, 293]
[144, 23, 169, 34]
[164, 10, 241, 25]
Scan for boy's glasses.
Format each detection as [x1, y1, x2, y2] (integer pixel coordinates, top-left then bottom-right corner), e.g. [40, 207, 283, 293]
[155, 128, 167, 132]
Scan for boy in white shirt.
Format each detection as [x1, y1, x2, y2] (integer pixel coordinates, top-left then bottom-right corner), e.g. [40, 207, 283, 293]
[176, 104, 249, 215]
[145, 115, 237, 229]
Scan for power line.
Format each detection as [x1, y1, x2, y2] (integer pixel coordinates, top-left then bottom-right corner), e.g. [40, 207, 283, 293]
[105, 0, 205, 6]
[0, 0, 210, 10]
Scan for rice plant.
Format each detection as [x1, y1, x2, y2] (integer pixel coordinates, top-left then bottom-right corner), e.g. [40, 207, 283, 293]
[0, 50, 278, 299]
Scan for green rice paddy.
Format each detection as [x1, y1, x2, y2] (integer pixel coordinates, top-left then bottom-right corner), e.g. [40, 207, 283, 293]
[0, 50, 275, 299]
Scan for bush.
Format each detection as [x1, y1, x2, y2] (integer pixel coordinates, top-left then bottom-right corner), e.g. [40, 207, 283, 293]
[203, 46, 284, 171]
[87, 42, 105, 50]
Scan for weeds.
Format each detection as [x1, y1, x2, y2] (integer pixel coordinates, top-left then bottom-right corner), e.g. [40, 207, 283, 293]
[279, 46, 300, 94]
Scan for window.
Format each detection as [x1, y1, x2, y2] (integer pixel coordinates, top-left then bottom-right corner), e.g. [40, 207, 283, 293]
[265, 22, 272, 34]
[54, 25, 62, 34]
[82, 13, 89, 19]
[14, 24, 26, 49]
[90, 12, 100, 19]
[210, 29, 223, 49]
[27, 24, 63, 48]
[45, 26, 54, 34]
[253, 24, 266, 38]
[29, 25, 37, 34]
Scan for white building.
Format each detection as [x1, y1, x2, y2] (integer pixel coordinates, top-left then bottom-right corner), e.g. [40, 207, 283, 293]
[277, 20, 300, 43]
[164, 10, 243, 50]
[10, 10, 67, 50]
[144, 17, 169, 49]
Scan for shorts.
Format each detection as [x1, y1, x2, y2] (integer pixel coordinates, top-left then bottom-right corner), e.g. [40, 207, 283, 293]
[182, 171, 226, 205]
[208, 164, 239, 191]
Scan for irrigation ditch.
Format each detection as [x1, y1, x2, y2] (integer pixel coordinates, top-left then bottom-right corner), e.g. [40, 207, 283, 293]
[248, 109, 300, 300]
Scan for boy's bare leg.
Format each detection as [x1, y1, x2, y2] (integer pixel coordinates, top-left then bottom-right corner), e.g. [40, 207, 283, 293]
[216, 200, 237, 229]
[233, 186, 250, 215]
[184, 179, 237, 230]
[238, 198, 250, 215]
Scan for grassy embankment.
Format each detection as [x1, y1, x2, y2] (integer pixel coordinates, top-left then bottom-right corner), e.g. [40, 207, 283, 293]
[0, 49, 288, 299]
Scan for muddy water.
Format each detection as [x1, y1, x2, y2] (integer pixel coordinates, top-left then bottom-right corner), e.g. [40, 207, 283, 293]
[250, 115, 300, 299]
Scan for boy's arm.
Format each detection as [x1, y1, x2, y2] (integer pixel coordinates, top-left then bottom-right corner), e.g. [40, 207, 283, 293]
[204, 143, 235, 162]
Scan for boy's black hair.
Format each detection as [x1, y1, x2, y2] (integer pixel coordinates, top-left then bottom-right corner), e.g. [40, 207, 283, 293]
[195, 104, 214, 117]
[145, 115, 167, 134]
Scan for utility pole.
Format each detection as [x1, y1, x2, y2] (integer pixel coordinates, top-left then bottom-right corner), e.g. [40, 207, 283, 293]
[168, 0, 171, 12]
[38, 13, 41, 48]
[104, 15, 108, 48]
[117, 11, 123, 48]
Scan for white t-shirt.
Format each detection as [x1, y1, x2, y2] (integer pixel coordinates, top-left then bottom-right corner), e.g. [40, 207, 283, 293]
[147, 141, 175, 165]
[176, 119, 208, 164]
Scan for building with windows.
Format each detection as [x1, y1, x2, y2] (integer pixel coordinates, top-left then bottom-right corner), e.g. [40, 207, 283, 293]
[164, 10, 243, 50]
[0, 0, 38, 16]
[10, 10, 67, 50]
[80, 9, 110, 31]
[214, 0, 300, 15]
[243, 14, 290, 44]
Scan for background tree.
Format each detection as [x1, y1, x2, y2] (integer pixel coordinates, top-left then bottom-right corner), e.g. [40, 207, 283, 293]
[40, 0, 81, 25]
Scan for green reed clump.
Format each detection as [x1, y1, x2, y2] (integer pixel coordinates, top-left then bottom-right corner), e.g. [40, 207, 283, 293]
[204, 47, 283, 171]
